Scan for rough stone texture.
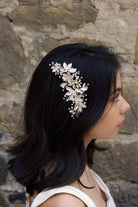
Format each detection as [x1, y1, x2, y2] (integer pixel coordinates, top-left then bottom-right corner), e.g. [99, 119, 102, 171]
[0, 132, 3, 139]
[8, 3, 97, 30]
[42, 37, 106, 53]
[93, 136, 138, 206]
[110, 183, 138, 207]
[19, 0, 48, 6]
[0, 0, 18, 16]
[0, 17, 29, 89]
[134, 31, 138, 64]
[0, 190, 9, 207]
[120, 84, 138, 134]
[0, 156, 8, 184]
[19, 0, 93, 6]
[93, 137, 138, 183]
[0, 0, 138, 206]
[119, 1, 138, 10]
[14, 204, 25, 207]
[0, 103, 23, 135]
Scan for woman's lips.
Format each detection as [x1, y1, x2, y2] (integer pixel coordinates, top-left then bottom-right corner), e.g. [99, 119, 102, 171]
[117, 122, 123, 128]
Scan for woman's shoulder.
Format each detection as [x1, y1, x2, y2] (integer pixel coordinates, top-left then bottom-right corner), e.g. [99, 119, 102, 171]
[38, 193, 86, 207]
[31, 185, 89, 207]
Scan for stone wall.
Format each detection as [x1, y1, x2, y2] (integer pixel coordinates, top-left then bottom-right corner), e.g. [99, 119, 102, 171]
[0, 0, 138, 206]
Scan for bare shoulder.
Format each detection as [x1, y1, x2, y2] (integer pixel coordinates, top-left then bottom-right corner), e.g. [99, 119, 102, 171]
[39, 193, 86, 207]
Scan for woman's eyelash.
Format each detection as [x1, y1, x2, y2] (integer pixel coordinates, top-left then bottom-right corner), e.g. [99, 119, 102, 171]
[112, 93, 119, 102]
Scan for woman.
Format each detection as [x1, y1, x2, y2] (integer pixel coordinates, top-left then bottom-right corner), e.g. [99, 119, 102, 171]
[8, 43, 130, 207]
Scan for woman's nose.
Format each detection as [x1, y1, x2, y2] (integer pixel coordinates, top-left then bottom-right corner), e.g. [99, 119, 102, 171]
[120, 98, 130, 114]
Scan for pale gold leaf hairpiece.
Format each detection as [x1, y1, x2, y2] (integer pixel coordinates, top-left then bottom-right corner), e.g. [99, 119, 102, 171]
[49, 62, 89, 118]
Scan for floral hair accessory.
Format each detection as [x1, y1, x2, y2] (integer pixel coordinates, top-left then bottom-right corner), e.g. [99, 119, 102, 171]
[49, 62, 89, 118]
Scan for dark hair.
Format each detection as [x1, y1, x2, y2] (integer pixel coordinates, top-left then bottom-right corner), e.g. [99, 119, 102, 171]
[8, 43, 120, 195]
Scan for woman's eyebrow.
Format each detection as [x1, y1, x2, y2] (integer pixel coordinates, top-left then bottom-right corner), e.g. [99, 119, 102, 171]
[111, 88, 122, 95]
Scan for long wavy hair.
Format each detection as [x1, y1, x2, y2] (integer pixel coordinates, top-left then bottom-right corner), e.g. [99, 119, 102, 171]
[8, 43, 120, 195]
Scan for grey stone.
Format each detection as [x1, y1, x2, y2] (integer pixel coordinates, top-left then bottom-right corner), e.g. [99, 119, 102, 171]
[0, 1, 137, 207]
[0, 0, 18, 16]
[0, 156, 8, 185]
[42, 37, 106, 53]
[120, 84, 138, 134]
[14, 204, 25, 207]
[0, 190, 9, 207]
[49, 0, 93, 7]
[0, 17, 28, 89]
[19, 0, 50, 6]
[0, 103, 22, 135]
[0, 132, 3, 139]
[93, 139, 138, 183]
[134, 31, 138, 65]
[119, 2, 138, 10]
[19, 0, 92, 6]
[110, 183, 138, 207]
[8, 3, 97, 30]
[0, 145, 6, 152]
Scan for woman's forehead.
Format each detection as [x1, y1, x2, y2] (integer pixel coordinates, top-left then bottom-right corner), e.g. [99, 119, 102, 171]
[116, 72, 122, 88]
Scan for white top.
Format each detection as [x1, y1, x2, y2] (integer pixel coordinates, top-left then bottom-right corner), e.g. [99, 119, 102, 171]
[27, 170, 116, 207]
